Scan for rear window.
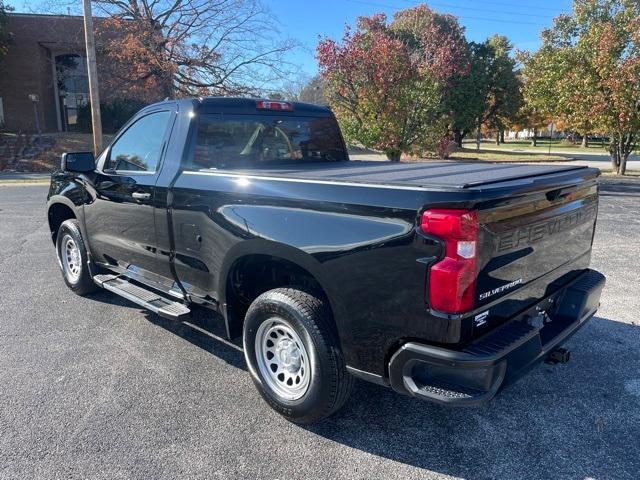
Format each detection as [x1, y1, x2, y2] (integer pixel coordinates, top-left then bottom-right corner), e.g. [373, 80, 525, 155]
[187, 114, 347, 169]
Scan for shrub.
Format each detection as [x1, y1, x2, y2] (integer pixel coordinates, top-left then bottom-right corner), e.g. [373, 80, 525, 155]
[77, 99, 146, 134]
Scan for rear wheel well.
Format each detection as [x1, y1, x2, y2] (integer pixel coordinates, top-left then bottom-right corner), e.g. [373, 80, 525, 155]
[225, 255, 332, 338]
[48, 203, 76, 244]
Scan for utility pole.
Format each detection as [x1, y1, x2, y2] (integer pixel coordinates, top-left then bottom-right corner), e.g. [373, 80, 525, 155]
[82, 0, 102, 154]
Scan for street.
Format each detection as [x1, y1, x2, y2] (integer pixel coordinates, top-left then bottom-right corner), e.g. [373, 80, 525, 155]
[0, 180, 639, 480]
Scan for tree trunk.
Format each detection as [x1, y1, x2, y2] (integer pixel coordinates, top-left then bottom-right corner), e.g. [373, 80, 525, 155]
[610, 152, 620, 174]
[609, 132, 633, 175]
[620, 153, 629, 175]
[581, 134, 588, 148]
[531, 128, 538, 147]
[607, 132, 635, 174]
[386, 150, 402, 162]
[619, 132, 634, 175]
[495, 132, 500, 145]
[453, 129, 463, 148]
[476, 123, 481, 152]
[609, 132, 622, 174]
[500, 130, 505, 144]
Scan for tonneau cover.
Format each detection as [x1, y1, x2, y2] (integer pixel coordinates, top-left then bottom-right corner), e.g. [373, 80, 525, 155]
[225, 160, 587, 189]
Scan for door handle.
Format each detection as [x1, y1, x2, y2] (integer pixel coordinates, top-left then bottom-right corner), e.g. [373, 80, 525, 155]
[132, 192, 151, 200]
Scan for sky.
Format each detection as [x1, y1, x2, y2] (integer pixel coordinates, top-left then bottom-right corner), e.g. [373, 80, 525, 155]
[265, 0, 574, 76]
[16, 0, 575, 78]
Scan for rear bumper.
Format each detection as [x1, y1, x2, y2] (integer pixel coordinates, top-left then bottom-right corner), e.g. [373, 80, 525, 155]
[388, 269, 606, 406]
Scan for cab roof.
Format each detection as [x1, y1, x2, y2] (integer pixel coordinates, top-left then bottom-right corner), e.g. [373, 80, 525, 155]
[195, 97, 333, 116]
[144, 97, 333, 117]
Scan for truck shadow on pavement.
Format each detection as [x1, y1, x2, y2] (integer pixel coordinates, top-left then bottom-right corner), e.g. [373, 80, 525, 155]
[599, 177, 640, 198]
[88, 290, 640, 479]
[88, 291, 247, 372]
[148, 306, 248, 371]
[307, 315, 640, 479]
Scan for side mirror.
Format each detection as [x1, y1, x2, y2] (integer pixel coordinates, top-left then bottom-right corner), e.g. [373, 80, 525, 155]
[61, 152, 95, 173]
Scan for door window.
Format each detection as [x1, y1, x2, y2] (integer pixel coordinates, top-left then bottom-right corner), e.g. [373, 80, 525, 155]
[106, 111, 171, 173]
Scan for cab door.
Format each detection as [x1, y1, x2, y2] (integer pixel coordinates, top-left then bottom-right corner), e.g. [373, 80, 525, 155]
[83, 108, 174, 281]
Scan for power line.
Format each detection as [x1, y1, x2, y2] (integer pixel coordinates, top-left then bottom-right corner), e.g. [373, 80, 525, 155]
[426, 1, 560, 19]
[346, 0, 553, 26]
[452, 0, 568, 13]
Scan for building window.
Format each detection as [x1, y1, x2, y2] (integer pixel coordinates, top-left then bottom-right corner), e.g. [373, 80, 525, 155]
[55, 54, 89, 130]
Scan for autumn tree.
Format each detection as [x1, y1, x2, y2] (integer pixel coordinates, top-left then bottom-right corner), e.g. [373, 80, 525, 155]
[509, 105, 550, 146]
[518, 45, 594, 147]
[521, 0, 640, 174]
[91, 0, 296, 100]
[391, 5, 471, 151]
[317, 6, 469, 160]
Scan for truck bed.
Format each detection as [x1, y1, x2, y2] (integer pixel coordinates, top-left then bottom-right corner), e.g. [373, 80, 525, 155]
[223, 160, 589, 189]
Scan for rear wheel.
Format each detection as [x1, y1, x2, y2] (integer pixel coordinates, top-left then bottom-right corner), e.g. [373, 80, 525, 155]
[56, 219, 99, 296]
[243, 288, 352, 424]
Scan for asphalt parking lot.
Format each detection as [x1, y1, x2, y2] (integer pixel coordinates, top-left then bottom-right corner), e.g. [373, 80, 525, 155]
[1, 179, 639, 480]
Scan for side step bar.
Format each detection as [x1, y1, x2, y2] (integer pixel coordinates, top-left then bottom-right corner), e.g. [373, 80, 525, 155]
[93, 274, 190, 321]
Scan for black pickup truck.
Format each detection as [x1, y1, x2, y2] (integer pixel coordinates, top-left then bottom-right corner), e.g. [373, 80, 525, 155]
[47, 97, 605, 423]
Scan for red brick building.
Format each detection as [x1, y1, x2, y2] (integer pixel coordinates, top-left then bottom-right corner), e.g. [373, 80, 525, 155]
[0, 13, 154, 133]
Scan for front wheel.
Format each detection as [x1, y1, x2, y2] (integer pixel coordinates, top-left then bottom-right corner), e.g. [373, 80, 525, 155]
[243, 288, 352, 424]
[56, 219, 99, 296]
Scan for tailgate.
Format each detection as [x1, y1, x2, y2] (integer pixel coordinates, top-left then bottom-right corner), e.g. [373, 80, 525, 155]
[475, 177, 599, 309]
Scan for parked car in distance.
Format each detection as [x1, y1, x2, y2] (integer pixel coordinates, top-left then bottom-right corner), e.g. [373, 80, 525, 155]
[47, 98, 605, 423]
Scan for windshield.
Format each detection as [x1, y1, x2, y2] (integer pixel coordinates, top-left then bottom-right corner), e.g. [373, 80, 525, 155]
[189, 114, 348, 169]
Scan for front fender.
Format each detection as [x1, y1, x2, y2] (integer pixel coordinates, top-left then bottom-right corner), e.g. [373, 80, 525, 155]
[46, 172, 90, 245]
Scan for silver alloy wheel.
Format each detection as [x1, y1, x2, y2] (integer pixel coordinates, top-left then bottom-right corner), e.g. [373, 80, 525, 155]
[60, 234, 82, 282]
[255, 317, 311, 401]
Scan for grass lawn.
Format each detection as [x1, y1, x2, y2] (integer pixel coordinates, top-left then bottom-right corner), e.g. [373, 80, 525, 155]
[464, 138, 610, 153]
[449, 147, 568, 162]
[601, 170, 640, 177]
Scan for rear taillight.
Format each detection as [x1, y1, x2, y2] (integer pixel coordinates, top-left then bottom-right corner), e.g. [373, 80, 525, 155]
[256, 100, 294, 111]
[421, 209, 478, 314]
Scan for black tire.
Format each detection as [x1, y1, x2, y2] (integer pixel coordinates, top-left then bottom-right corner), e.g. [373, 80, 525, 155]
[243, 288, 353, 424]
[56, 219, 99, 296]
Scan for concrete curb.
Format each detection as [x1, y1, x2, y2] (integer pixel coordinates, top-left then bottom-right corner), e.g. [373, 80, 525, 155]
[0, 172, 51, 185]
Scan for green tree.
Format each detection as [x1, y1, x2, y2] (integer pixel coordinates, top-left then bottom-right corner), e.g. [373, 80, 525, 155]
[480, 35, 523, 145]
[519, 44, 595, 147]
[521, 0, 640, 174]
[446, 41, 491, 147]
